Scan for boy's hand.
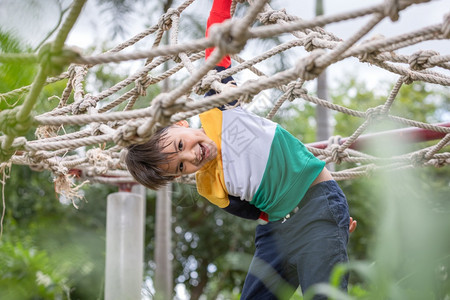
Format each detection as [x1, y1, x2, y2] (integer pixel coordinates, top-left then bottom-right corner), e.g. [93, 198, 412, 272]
[349, 217, 357, 233]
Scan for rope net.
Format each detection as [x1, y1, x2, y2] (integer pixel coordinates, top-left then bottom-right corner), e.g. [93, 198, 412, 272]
[0, 0, 449, 196]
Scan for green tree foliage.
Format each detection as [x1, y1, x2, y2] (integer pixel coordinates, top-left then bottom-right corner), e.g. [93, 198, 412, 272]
[0, 31, 37, 110]
[0, 27, 111, 300]
[0, 240, 70, 299]
[332, 76, 446, 136]
[1, 163, 116, 299]
[142, 183, 258, 299]
[0, 29, 67, 114]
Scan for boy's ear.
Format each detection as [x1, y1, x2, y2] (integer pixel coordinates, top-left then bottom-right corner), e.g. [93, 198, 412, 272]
[175, 120, 189, 128]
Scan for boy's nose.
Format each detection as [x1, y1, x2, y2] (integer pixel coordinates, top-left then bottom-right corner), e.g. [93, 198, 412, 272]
[181, 147, 198, 164]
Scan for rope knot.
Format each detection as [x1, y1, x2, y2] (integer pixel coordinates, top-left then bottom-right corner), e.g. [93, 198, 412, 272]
[260, 9, 291, 24]
[35, 125, 59, 139]
[304, 33, 322, 52]
[328, 144, 348, 164]
[401, 73, 414, 85]
[365, 105, 386, 122]
[26, 150, 47, 165]
[113, 119, 147, 147]
[135, 76, 152, 96]
[358, 51, 378, 63]
[123, 93, 184, 145]
[86, 148, 112, 174]
[194, 70, 221, 94]
[358, 34, 384, 63]
[442, 13, 450, 38]
[295, 49, 326, 81]
[408, 50, 439, 70]
[384, 0, 400, 22]
[38, 43, 81, 76]
[149, 93, 177, 126]
[237, 79, 260, 104]
[71, 94, 98, 114]
[411, 152, 427, 167]
[90, 122, 102, 136]
[327, 136, 347, 164]
[52, 166, 69, 177]
[158, 8, 179, 31]
[209, 19, 248, 57]
[0, 106, 34, 137]
[286, 81, 307, 101]
[431, 157, 447, 168]
[173, 51, 193, 63]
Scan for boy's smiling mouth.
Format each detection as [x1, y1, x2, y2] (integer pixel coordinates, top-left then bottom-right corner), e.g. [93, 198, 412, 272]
[199, 144, 204, 162]
[199, 144, 207, 163]
[199, 143, 212, 165]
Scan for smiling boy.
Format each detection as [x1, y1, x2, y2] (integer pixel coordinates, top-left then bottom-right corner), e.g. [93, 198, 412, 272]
[160, 124, 218, 175]
[125, 0, 355, 298]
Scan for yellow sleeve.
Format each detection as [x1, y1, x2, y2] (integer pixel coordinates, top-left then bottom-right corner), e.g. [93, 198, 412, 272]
[195, 165, 230, 208]
[196, 108, 230, 208]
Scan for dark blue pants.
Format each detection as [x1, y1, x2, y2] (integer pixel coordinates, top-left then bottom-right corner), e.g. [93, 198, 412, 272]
[241, 180, 350, 300]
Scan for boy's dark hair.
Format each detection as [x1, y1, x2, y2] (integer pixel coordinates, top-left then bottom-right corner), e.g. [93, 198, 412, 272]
[125, 126, 176, 190]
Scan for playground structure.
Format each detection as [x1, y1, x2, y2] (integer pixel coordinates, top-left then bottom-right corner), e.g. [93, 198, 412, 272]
[0, 0, 448, 187]
[0, 0, 449, 298]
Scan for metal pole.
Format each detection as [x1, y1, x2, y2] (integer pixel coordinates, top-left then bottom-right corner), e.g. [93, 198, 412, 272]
[315, 0, 331, 142]
[154, 184, 173, 300]
[105, 191, 145, 300]
[307, 122, 450, 150]
[315, 0, 334, 171]
[154, 20, 174, 298]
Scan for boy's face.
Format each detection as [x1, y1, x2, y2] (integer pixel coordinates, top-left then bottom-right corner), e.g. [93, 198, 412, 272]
[160, 126, 218, 176]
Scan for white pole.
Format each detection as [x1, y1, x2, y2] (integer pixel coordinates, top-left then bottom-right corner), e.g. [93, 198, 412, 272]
[154, 184, 173, 299]
[105, 191, 145, 300]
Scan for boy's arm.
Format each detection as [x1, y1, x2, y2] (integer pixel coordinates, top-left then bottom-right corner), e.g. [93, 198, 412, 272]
[204, 0, 237, 101]
[223, 195, 269, 221]
[205, 0, 232, 68]
[203, 0, 257, 219]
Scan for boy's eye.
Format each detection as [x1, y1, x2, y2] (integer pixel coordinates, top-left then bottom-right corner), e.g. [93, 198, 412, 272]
[177, 140, 183, 173]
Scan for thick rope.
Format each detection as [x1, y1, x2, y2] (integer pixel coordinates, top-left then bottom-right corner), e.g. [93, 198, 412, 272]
[0, 0, 447, 189]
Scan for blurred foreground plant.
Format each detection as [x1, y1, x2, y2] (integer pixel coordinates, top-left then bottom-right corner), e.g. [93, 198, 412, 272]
[304, 133, 450, 300]
[0, 240, 71, 299]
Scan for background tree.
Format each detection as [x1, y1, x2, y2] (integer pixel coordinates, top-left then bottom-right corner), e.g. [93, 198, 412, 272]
[0, 17, 118, 300]
[315, 0, 332, 145]
[0, 29, 115, 297]
[1, 1, 448, 299]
